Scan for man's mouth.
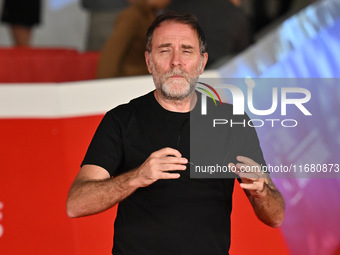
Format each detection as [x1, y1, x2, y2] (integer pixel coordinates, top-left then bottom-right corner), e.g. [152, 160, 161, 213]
[163, 69, 190, 83]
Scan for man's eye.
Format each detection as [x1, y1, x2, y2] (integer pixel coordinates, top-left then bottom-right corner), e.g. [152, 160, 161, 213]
[184, 50, 192, 54]
[160, 50, 169, 53]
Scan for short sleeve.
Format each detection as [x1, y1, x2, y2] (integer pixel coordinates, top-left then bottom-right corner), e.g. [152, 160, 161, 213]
[81, 111, 123, 177]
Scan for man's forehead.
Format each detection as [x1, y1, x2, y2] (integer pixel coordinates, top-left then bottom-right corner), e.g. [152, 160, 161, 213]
[152, 21, 199, 46]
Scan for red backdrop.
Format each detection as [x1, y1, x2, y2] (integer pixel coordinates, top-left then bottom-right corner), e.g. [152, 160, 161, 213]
[0, 48, 98, 83]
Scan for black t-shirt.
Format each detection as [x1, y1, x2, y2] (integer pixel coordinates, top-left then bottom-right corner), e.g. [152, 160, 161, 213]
[82, 91, 266, 255]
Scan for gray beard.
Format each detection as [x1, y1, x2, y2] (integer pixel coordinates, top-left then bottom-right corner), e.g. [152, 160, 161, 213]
[150, 57, 203, 101]
[159, 77, 197, 100]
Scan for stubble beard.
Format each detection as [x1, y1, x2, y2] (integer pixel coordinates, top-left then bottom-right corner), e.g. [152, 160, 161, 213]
[149, 57, 203, 101]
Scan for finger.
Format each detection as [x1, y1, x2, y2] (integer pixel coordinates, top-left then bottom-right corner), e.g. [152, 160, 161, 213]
[236, 156, 256, 165]
[160, 163, 187, 172]
[228, 163, 250, 175]
[237, 171, 260, 180]
[153, 147, 182, 158]
[229, 162, 259, 173]
[236, 163, 263, 179]
[240, 182, 262, 191]
[230, 162, 261, 180]
[236, 163, 261, 172]
[159, 172, 181, 179]
[160, 156, 188, 165]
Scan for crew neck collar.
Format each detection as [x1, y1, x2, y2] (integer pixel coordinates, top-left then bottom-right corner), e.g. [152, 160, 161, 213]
[148, 90, 200, 120]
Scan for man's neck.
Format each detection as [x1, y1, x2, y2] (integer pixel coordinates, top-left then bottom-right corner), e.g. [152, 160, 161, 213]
[154, 90, 197, 113]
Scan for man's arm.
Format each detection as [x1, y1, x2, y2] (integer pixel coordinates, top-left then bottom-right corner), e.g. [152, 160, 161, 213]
[229, 156, 285, 228]
[66, 147, 188, 218]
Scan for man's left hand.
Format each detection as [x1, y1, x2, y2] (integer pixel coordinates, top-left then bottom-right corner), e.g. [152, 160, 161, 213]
[228, 155, 285, 228]
[228, 156, 269, 198]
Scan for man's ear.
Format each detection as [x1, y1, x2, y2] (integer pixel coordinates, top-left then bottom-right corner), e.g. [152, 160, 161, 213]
[145, 51, 152, 74]
[199, 52, 208, 75]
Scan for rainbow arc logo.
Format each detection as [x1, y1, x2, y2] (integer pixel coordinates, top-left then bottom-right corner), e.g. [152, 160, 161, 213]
[196, 82, 222, 107]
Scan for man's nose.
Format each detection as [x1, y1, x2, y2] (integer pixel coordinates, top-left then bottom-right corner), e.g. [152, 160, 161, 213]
[170, 50, 182, 67]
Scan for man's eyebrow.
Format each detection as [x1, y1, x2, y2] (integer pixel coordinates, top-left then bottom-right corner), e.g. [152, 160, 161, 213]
[157, 43, 172, 48]
[156, 43, 195, 49]
[181, 44, 194, 49]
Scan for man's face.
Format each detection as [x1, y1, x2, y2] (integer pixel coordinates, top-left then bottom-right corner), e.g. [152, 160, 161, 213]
[145, 21, 208, 100]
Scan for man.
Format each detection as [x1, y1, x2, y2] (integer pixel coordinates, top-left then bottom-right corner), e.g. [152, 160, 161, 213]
[67, 13, 285, 255]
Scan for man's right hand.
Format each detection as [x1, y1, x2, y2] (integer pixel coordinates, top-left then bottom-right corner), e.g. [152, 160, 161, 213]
[67, 147, 187, 217]
[132, 147, 188, 188]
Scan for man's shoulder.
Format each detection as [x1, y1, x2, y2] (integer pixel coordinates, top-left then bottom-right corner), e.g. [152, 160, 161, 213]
[106, 91, 154, 117]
